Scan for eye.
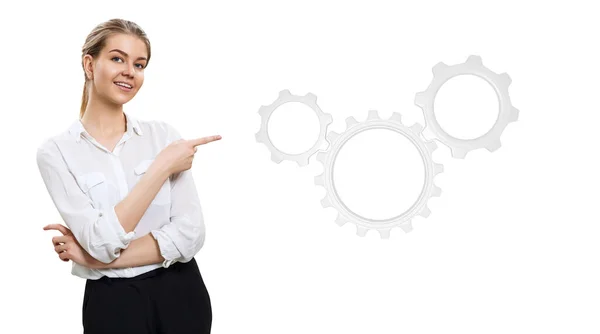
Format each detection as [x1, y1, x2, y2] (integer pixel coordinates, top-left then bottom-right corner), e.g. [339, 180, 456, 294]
[111, 57, 145, 69]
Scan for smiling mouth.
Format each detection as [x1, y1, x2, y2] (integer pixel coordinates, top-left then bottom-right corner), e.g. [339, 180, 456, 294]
[114, 82, 133, 91]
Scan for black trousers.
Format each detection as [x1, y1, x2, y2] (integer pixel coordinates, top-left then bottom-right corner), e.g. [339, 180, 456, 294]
[82, 258, 212, 334]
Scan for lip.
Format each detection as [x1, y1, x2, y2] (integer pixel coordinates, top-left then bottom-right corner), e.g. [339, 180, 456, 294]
[114, 82, 133, 92]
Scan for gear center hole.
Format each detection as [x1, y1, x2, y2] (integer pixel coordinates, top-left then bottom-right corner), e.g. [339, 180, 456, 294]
[434, 74, 500, 140]
[268, 101, 322, 155]
[333, 128, 425, 221]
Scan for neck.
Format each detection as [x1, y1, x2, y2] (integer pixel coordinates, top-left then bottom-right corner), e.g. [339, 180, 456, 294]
[81, 94, 127, 136]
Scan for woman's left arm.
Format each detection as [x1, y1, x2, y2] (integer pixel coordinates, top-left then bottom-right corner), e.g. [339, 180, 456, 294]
[102, 123, 206, 269]
[148, 122, 207, 268]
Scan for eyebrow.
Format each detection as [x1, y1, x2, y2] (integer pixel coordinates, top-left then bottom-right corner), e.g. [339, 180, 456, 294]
[109, 49, 148, 61]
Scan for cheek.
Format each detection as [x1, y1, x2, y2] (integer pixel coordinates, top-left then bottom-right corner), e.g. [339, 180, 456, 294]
[95, 68, 116, 86]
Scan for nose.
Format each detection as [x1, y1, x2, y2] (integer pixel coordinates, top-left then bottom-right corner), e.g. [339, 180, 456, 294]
[122, 62, 136, 78]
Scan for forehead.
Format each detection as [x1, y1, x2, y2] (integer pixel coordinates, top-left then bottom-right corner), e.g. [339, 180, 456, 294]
[104, 34, 147, 57]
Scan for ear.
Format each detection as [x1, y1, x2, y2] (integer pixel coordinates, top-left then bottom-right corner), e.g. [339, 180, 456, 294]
[83, 54, 95, 80]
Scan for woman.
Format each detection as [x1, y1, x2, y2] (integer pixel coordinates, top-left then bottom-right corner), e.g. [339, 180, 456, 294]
[36, 18, 220, 333]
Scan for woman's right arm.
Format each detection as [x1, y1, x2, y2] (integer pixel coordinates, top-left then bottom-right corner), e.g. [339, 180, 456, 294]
[36, 140, 170, 264]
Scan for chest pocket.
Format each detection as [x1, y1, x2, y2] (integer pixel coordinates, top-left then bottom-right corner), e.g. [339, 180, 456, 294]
[134, 159, 170, 206]
[76, 172, 109, 207]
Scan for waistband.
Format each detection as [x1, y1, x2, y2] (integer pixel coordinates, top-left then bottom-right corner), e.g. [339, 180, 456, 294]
[91, 258, 196, 284]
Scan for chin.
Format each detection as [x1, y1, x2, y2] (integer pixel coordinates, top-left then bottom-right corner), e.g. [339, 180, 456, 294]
[118, 92, 136, 102]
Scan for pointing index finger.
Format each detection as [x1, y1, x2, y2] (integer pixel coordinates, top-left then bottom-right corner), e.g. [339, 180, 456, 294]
[188, 135, 222, 147]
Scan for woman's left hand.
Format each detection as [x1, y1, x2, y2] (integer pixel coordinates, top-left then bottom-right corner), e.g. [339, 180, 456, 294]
[43, 224, 103, 269]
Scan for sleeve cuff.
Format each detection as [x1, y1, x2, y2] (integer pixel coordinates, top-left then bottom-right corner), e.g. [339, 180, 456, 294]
[85, 206, 136, 263]
[150, 229, 180, 268]
[103, 205, 136, 250]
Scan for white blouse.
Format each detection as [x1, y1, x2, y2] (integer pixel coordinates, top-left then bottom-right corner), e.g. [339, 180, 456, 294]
[36, 111, 205, 280]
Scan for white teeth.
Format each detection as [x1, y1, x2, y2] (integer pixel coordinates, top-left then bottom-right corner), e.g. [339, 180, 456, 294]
[115, 82, 132, 88]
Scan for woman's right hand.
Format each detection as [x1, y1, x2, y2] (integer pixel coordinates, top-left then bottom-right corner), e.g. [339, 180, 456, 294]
[155, 135, 222, 175]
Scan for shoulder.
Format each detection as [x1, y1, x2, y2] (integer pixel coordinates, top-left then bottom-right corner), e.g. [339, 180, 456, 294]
[35, 135, 66, 170]
[36, 128, 71, 160]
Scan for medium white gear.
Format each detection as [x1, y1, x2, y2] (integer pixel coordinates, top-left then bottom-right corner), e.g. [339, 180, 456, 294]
[313, 110, 444, 238]
[256, 89, 333, 166]
[414, 55, 520, 158]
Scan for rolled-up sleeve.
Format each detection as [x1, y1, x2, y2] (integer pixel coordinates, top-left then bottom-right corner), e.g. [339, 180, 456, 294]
[150, 122, 206, 268]
[36, 141, 135, 264]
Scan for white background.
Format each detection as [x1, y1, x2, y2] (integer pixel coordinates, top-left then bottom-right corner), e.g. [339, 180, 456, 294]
[1, 0, 599, 333]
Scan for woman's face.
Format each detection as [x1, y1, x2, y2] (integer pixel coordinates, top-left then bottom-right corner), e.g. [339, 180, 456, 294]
[85, 33, 148, 106]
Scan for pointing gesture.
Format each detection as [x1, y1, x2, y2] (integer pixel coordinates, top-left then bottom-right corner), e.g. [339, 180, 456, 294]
[155, 134, 222, 175]
[188, 135, 222, 147]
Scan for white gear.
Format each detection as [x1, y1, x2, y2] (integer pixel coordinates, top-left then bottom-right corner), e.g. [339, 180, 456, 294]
[313, 110, 444, 238]
[414, 55, 519, 158]
[256, 89, 333, 166]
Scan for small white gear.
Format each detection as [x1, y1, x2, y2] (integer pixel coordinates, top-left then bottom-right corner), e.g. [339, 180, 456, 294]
[414, 55, 520, 158]
[313, 110, 444, 238]
[256, 89, 333, 166]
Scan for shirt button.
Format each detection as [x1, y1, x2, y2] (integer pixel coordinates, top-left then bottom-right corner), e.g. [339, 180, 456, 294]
[98, 212, 103, 217]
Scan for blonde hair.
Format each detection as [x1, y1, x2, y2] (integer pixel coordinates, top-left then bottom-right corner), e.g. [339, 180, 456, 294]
[80, 18, 151, 119]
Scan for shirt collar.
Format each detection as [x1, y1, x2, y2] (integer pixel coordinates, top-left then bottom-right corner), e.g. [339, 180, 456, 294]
[68, 111, 143, 143]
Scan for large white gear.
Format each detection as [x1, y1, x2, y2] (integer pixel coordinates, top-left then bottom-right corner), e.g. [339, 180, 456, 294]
[414, 55, 520, 158]
[256, 89, 333, 166]
[313, 110, 444, 238]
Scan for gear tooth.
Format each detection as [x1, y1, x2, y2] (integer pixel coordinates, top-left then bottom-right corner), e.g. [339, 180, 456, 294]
[324, 113, 334, 125]
[434, 163, 444, 175]
[389, 112, 402, 123]
[316, 151, 328, 164]
[305, 92, 317, 102]
[499, 72, 512, 86]
[414, 92, 428, 108]
[258, 106, 269, 117]
[509, 107, 520, 122]
[378, 228, 391, 239]
[486, 140, 502, 152]
[356, 225, 368, 237]
[335, 213, 347, 226]
[466, 55, 483, 66]
[399, 221, 413, 233]
[345, 116, 359, 129]
[410, 123, 424, 134]
[419, 205, 431, 218]
[255, 132, 263, 143]
[451, 147, 468, 159]
[367, 110, 380, 120]
[432, 185, 442, 197]
[426, 141, 437, 152]
[296, 156, 310, 167]
[271, 153, 283, 164]
[314, 174, 324, 186]
[320, 197, 332, 208]
[279, 89, 291, 98]
[326, 131, 340, 143]
[432, 62, 448, 75]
